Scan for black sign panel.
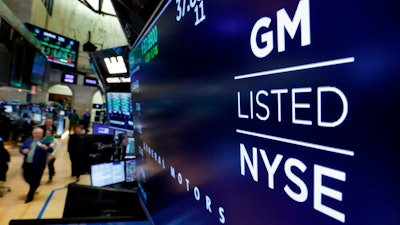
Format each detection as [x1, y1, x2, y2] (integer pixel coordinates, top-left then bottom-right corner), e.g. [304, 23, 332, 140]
[129, 0, 400, 224]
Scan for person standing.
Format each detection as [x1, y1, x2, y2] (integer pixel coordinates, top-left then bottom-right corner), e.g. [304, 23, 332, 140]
[0, 107, 11, 141]
[68, 109, 79, 132]
[0, 137, 10, 182]
[81, 109, 91, 134]
[13, 113, 29, 143]
[39, 118, 58, 180]
[43, 130, 58, 182]
[39, 118, 57, 135]
[19, 128, 53, 203]
[68, 125, 85, 182]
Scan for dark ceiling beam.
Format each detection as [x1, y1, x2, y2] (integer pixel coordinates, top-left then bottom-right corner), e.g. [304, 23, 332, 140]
[77, 0, 117, 17]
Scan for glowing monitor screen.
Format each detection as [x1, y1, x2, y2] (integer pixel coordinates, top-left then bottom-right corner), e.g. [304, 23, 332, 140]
[106, 92, 133, 132]
[25, 23, 79, 69]
[4, 105, 12, 113]
[125, 159, 136, 182]
[90, 161, 125, 187]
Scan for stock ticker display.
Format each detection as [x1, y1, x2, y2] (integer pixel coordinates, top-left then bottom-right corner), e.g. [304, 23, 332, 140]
[128, 0, 400, 224]
[106, 92, 134, 132]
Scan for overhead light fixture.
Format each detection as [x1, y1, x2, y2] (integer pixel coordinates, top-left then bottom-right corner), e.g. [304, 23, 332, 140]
[83, 31, 97, 52]
[83, 41, 97, 52]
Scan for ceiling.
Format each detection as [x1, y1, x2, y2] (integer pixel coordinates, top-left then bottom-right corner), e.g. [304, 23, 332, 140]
[0, 0, 129, 74]
[0, 0, 163, 92]
[77, 0, 117, 17]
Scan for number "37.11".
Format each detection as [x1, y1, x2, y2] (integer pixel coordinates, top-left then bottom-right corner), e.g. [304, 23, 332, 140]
[176, 0, 206, 26]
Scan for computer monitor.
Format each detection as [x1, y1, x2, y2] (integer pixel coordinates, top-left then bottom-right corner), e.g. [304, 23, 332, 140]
[25, 23, 80, 70]
[3, 105, 13, 113]
[32, 113, 42, 123]
[62, 183, 147, 219]
[125, 137, 135, 159]
[92, 123, 115, 135]
[30, 105, 41, 113]
[125, 159, 137, 182]
[9, 217, 149, 225]
[90, 161, 125, 187]
[106, 92, 133, 132]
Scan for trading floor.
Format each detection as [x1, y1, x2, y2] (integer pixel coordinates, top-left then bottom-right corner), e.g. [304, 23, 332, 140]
[0, 136, 91, 225]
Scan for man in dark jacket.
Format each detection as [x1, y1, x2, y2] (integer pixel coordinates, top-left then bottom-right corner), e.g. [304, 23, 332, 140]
[68, 109, 79, 132]
[39, 118, 57, 135]
[0, 137, 10, 182]
[0, 108, 11, 141]
[14, 113, 32, 143]
[81, 109, 91, 134]
[19, 127, 53, 203]
[67, 125, 86, 182]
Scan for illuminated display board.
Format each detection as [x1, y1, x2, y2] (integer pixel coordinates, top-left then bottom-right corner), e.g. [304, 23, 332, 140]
[30, 51, 47, 88]
[25, 23, 79, 69]
[129, 0, 400, 225]
[61, 73, 77, 84]
[83, 77, 98, 86]
[89, 46, 130, 89]
[106, 92, 133, 132]
[90, 161, 125, 187]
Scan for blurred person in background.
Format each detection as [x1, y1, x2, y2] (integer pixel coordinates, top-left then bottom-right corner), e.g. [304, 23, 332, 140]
[0, 137, 10, 182]
[68, 125, 85, 182]
[43, 130, 59, 182]
[13, 113, 32, 144]
[81, 109, 91, 134]
[0, 107, 11, 141]
[68, 109, 79, 132]
[39, 118, 57, 135]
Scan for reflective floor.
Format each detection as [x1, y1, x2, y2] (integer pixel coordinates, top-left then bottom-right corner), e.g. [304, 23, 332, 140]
[0, 137, 91, 225]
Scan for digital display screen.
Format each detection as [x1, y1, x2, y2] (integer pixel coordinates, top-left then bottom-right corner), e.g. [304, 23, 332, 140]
[11, 221, 147, 225]
[104, 55, 128, 74]
[106, 92, 133, 132]
[124, 137, 135, 159]
[89, 46, 130, 91]
[129, 0, 400, 225]
[30, 51, 47, 86]
[9, 218, 149, 225]
[25, 23, 79, 69]
[30, 105, 41, 113]
[90, 161, 125, 187]
[61, 73, 77, 84]
[32, 113, 42, 123]
[92, 123, 115, 135]
[84, 77, 98, 86]
[125, 159, 137, 182]
[92, 104, 103, 109]
[0, 46, 12, 86]
[9, 33, 33, 90]
[3, 105, 13, 113]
